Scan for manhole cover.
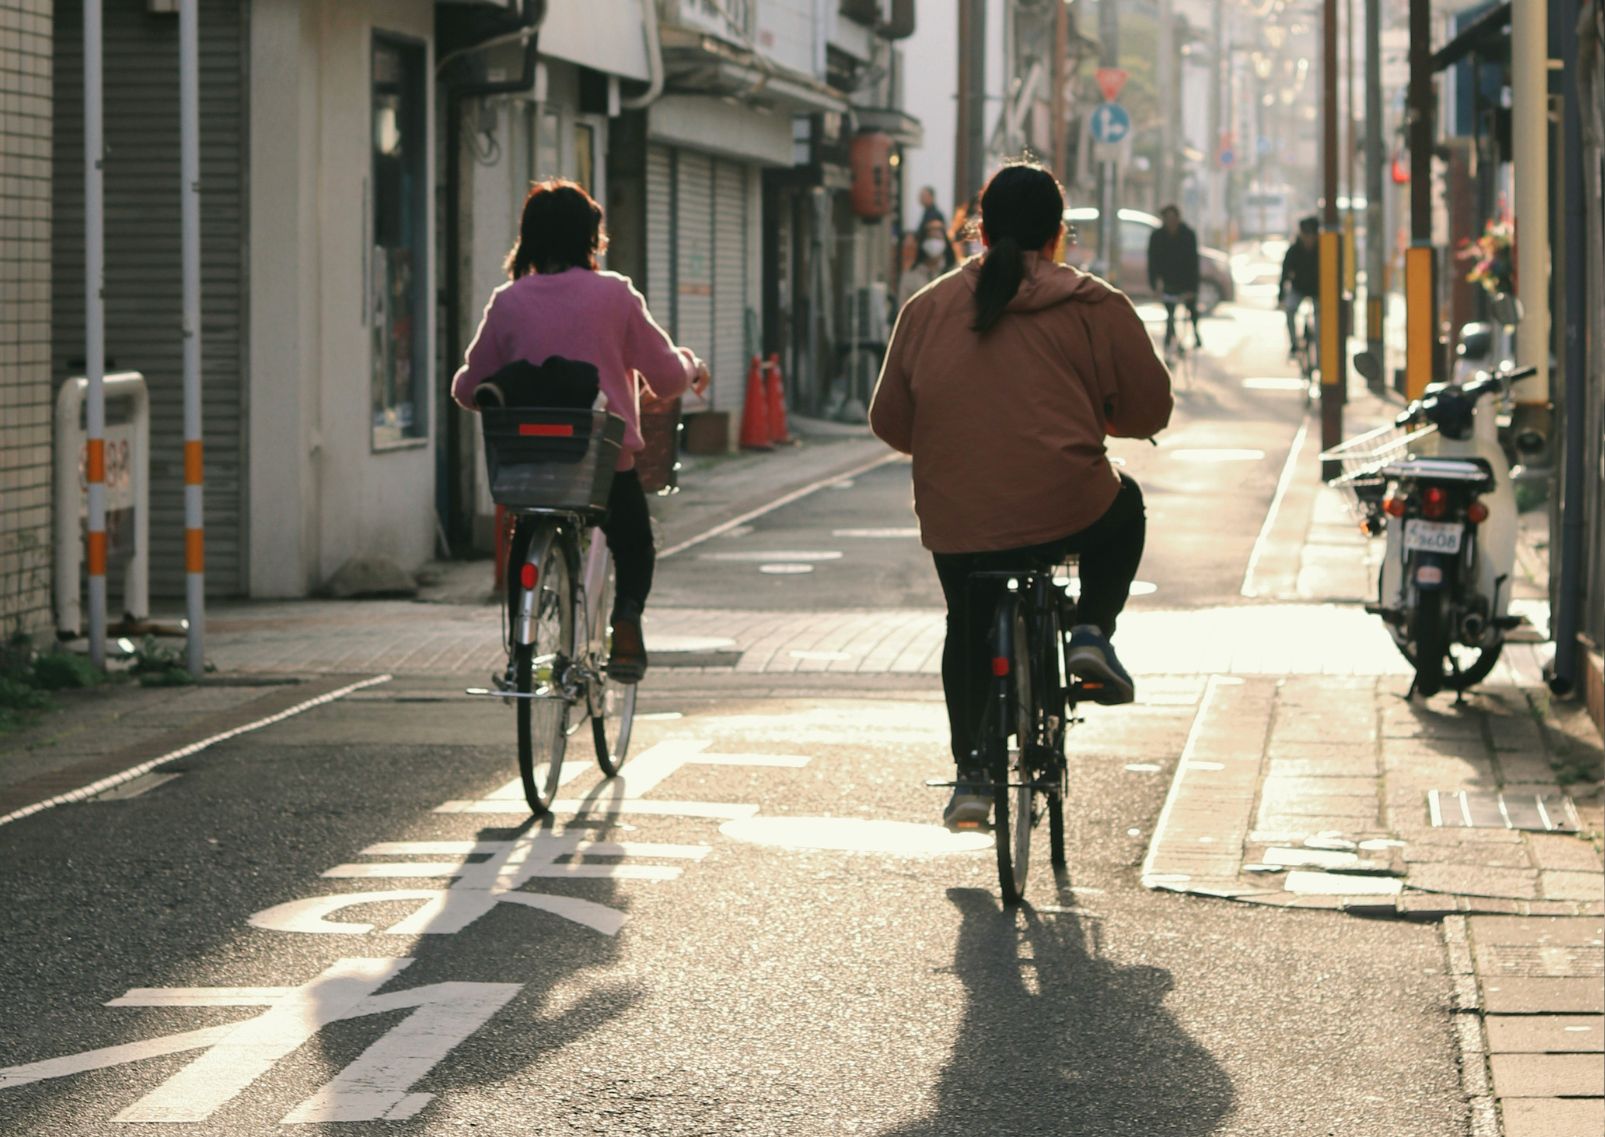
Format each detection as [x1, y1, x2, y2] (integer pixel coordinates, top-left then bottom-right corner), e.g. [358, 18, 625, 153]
[1426, 790, 1579, 832]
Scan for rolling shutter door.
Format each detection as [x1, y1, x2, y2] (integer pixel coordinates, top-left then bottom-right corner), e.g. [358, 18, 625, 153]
[712, 160, 749, 404]
[52, 0, 245, 598]
[645, 144, 673, 328]
[673, 150, 714, 367]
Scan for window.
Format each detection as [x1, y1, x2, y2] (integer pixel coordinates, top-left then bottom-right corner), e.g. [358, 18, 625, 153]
[370, 35, 429, 448]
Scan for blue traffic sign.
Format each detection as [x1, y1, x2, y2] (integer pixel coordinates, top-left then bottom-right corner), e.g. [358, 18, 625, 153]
[1089, 102, 1132, 145]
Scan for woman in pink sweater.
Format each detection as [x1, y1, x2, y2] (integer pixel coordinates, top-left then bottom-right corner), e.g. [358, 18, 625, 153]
[452, 180, 710, 681]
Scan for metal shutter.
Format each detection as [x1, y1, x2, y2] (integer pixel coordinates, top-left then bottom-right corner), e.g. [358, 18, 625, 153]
[52, 0, 246, 599]
[712, 159, 749, 411]
[673, 149, 714, 369]
[645, 144, 674, 331]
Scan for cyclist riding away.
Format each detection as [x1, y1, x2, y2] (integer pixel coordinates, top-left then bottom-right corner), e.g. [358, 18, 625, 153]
[1280, 216, 1321, 359]
[451, 178, 710, 684]
[1147, 204, 1202, 352]
[868, 160, 1174, 830]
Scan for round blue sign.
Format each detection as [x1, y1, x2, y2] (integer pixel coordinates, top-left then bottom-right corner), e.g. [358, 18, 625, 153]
[1089, 102, 1132, 145]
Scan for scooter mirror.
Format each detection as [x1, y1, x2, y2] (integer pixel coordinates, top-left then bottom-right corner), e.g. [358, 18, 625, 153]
[1354, 351, 1382, 385]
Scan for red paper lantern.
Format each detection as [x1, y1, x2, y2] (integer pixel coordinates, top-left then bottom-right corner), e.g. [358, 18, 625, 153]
[850, 132, 895, 221]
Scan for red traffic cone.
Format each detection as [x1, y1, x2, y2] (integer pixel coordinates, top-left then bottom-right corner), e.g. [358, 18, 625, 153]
[765, 354, 792, 445]
[738, 356, 773, 450]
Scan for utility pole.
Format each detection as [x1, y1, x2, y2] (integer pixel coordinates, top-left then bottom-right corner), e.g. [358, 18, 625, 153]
[1403, 0, 1435, 400]
[1363, 0, 1385, 385]
[1052, 0, 1069, 183]
[1206, 0, 1223, 247]
[1319, 0, 1345, 474]
[1099, 0, 1120, 281]
[954, 0, 988, 215]
[1511, 0, 1549, 408]
[1157, 0, 1175, 207]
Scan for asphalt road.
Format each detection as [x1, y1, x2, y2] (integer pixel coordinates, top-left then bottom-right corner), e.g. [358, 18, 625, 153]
[0, 302, 1469, 1135]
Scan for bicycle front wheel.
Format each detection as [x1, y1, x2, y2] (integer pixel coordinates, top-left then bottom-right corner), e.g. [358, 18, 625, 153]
[994, 596, 1036, 904]
[516, 528, 574, 816]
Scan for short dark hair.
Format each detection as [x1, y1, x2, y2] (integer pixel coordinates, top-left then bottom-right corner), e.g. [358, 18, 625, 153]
[1299, 215, 1320, 235]
[505, 179, 608, 278]
[1160, 204, 1180, 217]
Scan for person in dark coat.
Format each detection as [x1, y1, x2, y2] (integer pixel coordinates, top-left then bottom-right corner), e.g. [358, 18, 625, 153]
[1280, 216, 1321, 357]
[917, 185, 946, 231]
[1147, 205, 1202, 350]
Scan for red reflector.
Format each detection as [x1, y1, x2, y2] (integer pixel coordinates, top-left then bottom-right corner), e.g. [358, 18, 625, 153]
[991, 656, 1010, 677]
[1383, 495, 1407, 518]
[519, 563, 538, 589]
[1422, 486, 1449, 519]
[1467, 499, 1489, 524]
[518, 423, 575, 437]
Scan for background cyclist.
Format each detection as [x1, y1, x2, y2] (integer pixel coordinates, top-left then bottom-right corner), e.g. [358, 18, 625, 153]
[1280, 216, 1321, 359]
[868, 160, 1173, 830]
[1147, 204, 1202, 352]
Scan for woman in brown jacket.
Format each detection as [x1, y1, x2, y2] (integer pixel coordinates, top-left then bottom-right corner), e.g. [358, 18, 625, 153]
[869, 161, 1173, 829]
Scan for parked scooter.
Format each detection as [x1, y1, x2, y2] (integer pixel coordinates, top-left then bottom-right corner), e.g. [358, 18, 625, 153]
[1331, 361, 1539, 699]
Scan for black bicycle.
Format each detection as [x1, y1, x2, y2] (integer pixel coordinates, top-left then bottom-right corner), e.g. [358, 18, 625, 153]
[946, 561, 1090, 903]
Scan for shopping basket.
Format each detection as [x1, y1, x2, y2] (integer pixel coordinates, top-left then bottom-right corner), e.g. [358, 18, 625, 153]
[481, 407, 626, 514]
[1318, 421, 1438, 519]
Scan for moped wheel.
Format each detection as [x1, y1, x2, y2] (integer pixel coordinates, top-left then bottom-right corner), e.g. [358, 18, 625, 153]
[1409, 590, 1448, 697]
[1396, 634, 1505, 693]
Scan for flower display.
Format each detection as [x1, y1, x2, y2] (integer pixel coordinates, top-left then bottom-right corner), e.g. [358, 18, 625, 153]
[1459, 218, 1514, 295]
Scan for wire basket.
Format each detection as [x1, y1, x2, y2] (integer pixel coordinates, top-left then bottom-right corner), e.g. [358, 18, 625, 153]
[481, 407, 626, 515]
[1319, 421, 1438, 518]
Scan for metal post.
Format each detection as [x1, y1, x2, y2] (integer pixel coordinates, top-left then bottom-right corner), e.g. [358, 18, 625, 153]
[1363, 0, 1385, 381]
[1404, 0, 1436, 401]
[1320, 0, 1344, 477]
[1157, 0, 1174, 207]
[1099, 0, 1120, 281]
[1052, 0, 1068, 184]
[180, 0, 205, 677]
[1206, 0, 1223, 247]
[1511, 0, 1549, 405]
[963, 0, 987, 206]
[1343, 0, 1357, 294]
[954, 1, 970, 213]
[83, 0, 107, 669]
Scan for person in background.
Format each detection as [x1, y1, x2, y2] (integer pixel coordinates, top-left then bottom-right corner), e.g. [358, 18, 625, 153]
[918, 184, 947, 231]
[1147, 204, 1202, 351]
[869, 160, 1173, 830]
[1280, 215, 1321, 358]
[898, 217, 959, 308]
[951, 193, 985, 259]
[452, 179, 710, 684]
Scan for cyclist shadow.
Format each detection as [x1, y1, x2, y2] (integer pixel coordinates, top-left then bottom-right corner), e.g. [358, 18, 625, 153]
[879, 885, 1234, 1137]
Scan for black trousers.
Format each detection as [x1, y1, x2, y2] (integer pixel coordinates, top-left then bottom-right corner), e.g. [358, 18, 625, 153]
[931, 473, 1147, 763]
[509, 470, 654, 622]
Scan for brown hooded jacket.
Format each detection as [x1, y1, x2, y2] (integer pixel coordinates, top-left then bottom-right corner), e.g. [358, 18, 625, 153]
[869, 252, 1173, 554]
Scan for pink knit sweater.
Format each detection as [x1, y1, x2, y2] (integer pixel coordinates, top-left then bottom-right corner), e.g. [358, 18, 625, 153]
[451, 268, 697, 469]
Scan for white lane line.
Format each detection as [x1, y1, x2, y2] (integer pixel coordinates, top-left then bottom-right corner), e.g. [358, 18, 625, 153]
[658, 451, 902, 558]
[0, 674, 394, 829]
[832, 527, 920, 538]
[1139, 674, 1226, 887]
[1239, 417, 1311, 599]
[699, 550, 843, 561]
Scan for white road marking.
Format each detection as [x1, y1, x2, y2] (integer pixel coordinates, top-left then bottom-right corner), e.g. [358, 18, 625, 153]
[2, 958, 520, 1124]
[1243, 376, 1309, 391]
[719, 816, 991, 855]
[0, 674, 393, 829]
[761, 564, 815, 574]
[658, 451, 901, 558]
[1240, 417, 1312, 598]
[250, 888, 626, 937]
[1129, 580, 1159, 596]
[700, 550, 843, 561]
[831, 527, 920, 538]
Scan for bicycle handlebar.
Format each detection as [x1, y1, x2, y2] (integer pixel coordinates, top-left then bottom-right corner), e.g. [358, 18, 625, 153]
[1395, 364, 1539, 427]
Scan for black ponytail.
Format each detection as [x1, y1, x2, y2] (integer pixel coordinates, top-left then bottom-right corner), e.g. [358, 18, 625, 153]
[970, 161, 1065, 334]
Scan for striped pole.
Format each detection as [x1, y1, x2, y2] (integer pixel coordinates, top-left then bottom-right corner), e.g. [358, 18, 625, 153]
[84, 0, 107, 668]
[180, 0, 205, 677]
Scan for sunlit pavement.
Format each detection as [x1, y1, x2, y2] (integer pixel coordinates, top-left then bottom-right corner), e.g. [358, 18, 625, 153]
[2, 297, 1601, 1135]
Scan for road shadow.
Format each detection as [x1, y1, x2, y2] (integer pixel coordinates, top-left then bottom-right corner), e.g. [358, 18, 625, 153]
[877, 886, 1234, 1137]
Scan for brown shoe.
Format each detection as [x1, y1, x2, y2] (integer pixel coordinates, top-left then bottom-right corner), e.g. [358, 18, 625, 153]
[607, 616, 647, 684]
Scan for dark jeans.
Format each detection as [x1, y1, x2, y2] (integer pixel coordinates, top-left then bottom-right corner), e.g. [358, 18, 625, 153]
[508, 470, 654, 623]
[1163, 294, 1200, 346]
[931, 473, 1146, 763]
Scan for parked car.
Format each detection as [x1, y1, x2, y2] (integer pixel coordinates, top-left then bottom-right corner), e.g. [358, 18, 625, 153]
[1060, 207, 1236, 313]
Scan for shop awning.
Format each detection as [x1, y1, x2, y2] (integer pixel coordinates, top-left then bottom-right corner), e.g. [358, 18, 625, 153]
[854, 107, 923, 148]
[660, 27, 847, 115]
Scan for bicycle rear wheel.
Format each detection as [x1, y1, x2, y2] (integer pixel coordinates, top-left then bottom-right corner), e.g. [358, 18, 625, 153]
[589, 556, 638, 777]
[993, 596, 1036, 904]
[515, 528, 574, 816]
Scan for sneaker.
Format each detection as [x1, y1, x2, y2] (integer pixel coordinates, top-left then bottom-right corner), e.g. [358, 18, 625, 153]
[1194, 332, 1204, 350]
[942, 767, 993, 831]
[607, 616, 648, 685]
[1065, 625, 1135, 705]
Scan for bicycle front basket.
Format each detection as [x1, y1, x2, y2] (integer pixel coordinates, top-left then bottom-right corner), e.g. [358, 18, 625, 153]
[481, 407, 626, 513]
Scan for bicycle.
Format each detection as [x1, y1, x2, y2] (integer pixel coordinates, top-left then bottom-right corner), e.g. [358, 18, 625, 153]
[1290, 293, 1319, 402]
[1159, 292, 1198, 391]
[934, 559, 1091, 904]
[464, 406, 639, 817]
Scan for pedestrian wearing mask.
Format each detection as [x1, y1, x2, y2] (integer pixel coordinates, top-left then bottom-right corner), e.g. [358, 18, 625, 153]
[898, 219, 959, 308]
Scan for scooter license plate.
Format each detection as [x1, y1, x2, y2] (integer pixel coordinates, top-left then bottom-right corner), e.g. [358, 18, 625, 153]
[1403, 519, 1463, 555]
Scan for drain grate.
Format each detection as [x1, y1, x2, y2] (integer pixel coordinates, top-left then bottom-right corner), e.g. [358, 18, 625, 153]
[1426, 789, 1579, 832]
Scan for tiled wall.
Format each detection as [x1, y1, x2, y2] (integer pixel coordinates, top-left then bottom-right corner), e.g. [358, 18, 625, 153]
[0, 0, 53, 638]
